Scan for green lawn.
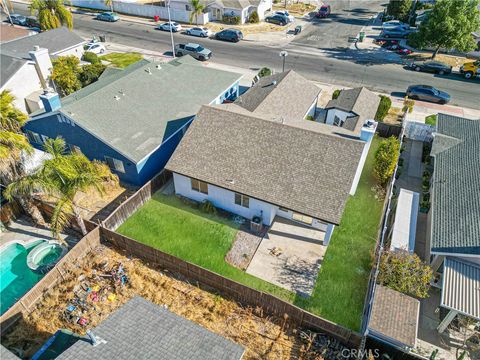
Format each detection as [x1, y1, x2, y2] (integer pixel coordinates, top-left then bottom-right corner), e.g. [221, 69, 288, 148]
[100, 52, 143, 68]
[294, 136, 384, 330]
[117, 136, 383, 331]
[117, 195, 294, 300]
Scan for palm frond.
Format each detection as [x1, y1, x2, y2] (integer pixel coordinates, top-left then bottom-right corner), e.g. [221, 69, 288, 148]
[0, 131, 33, 159]
[50, 196, 73, 238]
[43, 137, 66, 158]
[0, 90, 28, 132]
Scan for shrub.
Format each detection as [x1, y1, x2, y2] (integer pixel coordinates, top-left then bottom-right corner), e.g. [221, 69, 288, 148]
[425, 114, 436, 126]
[82, 51, 100, 64]
[258, 67, 272, 78]
[378, 251, 432, 298]
[305, 115, 314, 121]
[332, 89, 341, 100]
[51, 56, 81, 96]
[403, 97, 415, 113]
[373, 136, 400, 186]
[200, 200, 217, 214]
[79, 63, 106, 87]
[223, 15, 241, 25]
[374, 95, 392, 122]
[248, 10, 259, 23]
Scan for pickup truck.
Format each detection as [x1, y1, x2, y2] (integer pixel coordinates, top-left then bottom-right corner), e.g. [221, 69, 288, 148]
[174, 43, 212, 61]
[460, 60, 480, 79]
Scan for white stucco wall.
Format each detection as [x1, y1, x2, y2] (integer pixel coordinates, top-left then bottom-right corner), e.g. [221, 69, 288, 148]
[325, 108, 354, 126]
[53, 44, 85, 59]
[305, 96, 318, 118]
[256, 0, 272, 20]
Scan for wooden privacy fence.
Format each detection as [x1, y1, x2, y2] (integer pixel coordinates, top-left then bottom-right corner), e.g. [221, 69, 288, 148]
[376, 122, 402, 138]
[100, 227, 362, 348]
[0, 227, 101, 335]
[102, 169, 172, 230]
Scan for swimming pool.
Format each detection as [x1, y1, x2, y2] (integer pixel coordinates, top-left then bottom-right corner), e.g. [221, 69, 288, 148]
[0, 241, 46, 315]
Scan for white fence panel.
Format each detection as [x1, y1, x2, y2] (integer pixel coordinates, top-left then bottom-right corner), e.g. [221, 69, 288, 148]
[404, 121, 434, 142]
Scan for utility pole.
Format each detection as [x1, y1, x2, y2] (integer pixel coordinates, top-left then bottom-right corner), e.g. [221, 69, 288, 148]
[166, 0, 175, 58]
[279, 50, 288, 72]
[1, 0, 13, 26]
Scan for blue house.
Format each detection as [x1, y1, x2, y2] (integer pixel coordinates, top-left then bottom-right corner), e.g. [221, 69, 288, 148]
[23, 56, 242, 185]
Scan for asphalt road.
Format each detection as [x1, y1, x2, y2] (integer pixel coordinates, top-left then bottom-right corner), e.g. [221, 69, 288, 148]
[6, 2, 480, 109]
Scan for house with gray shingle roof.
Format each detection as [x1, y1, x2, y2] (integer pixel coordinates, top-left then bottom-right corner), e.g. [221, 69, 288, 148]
[427, 113, 480, 334]
[166, 102, 377, 245]
[23, 56, 243, 185]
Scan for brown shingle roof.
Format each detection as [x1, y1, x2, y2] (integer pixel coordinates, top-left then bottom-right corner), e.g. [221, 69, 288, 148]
[0, 24, 32, 43]
[369, 285, 420, 349]
[166, 105, 364, 224]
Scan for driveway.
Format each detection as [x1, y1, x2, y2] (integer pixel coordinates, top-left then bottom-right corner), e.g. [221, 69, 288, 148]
[246, 217, 326, 296]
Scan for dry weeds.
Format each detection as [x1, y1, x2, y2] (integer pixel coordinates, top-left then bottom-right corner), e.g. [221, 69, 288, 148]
[2, 245, 328, 359]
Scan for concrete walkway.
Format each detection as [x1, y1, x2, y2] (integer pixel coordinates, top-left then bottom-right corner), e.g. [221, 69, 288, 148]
[407, 140, 423, 178]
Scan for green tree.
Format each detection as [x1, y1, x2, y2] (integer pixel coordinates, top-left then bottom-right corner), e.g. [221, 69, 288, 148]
[410, 0, 480, 59]
[378, 251, 432, 298]
[51, 56, 81, 96]
[5, 138, 118, 237]
[105, 0, 114, 12]
[373, 136, 400, 186]
[386, 0, 413, 22]
[78, 63, 106, 87]
[249, 10, 259, 23]
[374, 95, 392, 122]
[258, 67, 272, 77]
[189, 0, 205, 25]
[29, 0, 73, 31]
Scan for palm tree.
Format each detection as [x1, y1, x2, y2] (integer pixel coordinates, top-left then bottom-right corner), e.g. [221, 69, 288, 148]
[5, 138, 118, 237]
[105, 0, 114, 12]
[189, 0, 205, 25]
[29, 0, 73, 31]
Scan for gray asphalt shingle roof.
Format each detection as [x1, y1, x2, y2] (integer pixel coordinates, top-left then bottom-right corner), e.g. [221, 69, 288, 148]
[1, 345, 19, 360]
[430, 113, 480, 255]
[31, 56, 242, 163]
[0, 53, 27, 87]
[0, 27, 84, 59]
[57, 297, 245, 360]
[166, 105, 364, 224]
[235, 70, 321, 121]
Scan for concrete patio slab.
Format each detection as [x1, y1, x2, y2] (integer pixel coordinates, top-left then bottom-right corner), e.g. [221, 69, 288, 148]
[407, 140, 423, 178]
[246, 217, 326, 296]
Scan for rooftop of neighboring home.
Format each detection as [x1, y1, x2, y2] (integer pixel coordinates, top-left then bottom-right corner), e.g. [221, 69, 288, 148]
[368, 285, 420, 350]
[326, 87, 380, 133]
[166, 105, 365, 225]
[55, 297, 245, 360]
[234, 70, 321, 121]
[200, 0, 262, 9]
[1, 345, 19, 360]
[0, 27, 84, 60]
[0, 53, 27, 88]
[30, 56, 243, 163]
[430, 113, 480, 256]
[0, 23, 33, 43]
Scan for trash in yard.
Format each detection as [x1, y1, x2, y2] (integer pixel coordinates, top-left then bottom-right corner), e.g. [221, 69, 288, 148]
[269, 247, 283, 257]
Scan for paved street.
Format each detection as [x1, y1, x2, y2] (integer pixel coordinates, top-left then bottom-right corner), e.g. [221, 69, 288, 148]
[5, 1, 480, 109]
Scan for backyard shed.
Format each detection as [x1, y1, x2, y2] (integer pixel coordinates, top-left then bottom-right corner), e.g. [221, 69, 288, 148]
[389, 189, 419, 253]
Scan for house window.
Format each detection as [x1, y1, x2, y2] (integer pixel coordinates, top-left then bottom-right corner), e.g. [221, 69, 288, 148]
[69, 144, 81, 154]
[105, 156, 125, 173]
[333, 115, 343, 127]
[27, 131, 42, 144]
[185, 4, 191, 10]
[292, 213, 313, 225]
[235, 193, 249, 208]
[191, 178, 208, 194]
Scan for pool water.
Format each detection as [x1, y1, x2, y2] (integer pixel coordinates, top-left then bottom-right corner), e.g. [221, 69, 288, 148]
[0, 242, 45, 315]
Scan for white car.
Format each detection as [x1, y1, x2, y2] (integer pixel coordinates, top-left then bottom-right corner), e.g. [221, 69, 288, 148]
[275, 10, 294, 23]
[185, 27, 210, 38]
[382, 20, 410, 30]
[157, 22, 182, 32]
[83, 42, 106, 54]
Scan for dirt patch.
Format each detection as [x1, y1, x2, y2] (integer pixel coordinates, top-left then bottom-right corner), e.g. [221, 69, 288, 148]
[1, 244, 351, 359]
[273, 3, 316, 16]
[383, 106, 404, 125]
[225, 223, 265, 270]
[204, 21, 288, 35]
[406, 53, 472, 68]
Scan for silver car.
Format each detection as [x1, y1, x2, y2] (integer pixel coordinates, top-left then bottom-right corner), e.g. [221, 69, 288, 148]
[175, 43, 212, 61]
[185, 27, 210, 37]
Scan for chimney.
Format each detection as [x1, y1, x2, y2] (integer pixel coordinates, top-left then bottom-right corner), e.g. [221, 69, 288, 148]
[360, 120, 377, 142]
[86, 330, 107, 347]
[39, 88, 61, 112]
[29, 46, 53, 90]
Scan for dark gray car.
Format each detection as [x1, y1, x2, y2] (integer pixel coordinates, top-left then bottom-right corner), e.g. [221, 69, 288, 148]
[406, 85, 451, 104]
[175, 43, 212, 61]
[410, 60, 452, 75]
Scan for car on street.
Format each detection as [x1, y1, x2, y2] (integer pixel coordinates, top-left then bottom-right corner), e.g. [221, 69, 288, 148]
[382, 20, 410, 30]
[84, 42, 106, 54]
[25, 16, 40, 29]
[8, 14, 27, 26]
[96, 12, 120, 22]
[215, 29, 243, 42]
[157, 21, 182, 32]
[275, 10, 294, 23]
[185, 27, 210, 37]
[315, 5, 331, 18]
[265, 14, 288, 26]
[175, 43, 212, 60]
[409, 60, 452, 75]
[460, 60, 480, 79]
[380, 27, 411, 38]
[406, 85, 451, 104]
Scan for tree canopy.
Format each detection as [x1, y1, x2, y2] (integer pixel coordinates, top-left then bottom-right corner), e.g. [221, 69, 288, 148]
[386, 0, 413, 22]
[30, 0, 73, 31]
[189, 0, 205, 25]
[373, 136, 400, 186]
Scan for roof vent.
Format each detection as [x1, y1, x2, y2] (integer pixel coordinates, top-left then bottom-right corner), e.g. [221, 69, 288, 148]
[86, 330, 107, 347]
[145, 68, 152, 74]
[225, 179, 235, 185]
[271, 80, 277, 86]
[119, 90, 125, 96]
[114, 95, 120, 101]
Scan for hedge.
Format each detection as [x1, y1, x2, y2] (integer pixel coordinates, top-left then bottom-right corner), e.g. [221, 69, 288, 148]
[374, 95, 392, 122]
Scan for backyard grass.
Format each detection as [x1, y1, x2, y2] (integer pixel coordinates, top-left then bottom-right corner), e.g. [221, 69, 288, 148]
[100, 52, 143, 68]
[294, 136, 384, 331]
[117, 195, 294, 300]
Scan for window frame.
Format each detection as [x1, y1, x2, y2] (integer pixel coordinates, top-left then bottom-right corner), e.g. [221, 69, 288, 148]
[191, 178, 208, 194]
[234, 193, 249, 208]
[105, 156, 125, 174]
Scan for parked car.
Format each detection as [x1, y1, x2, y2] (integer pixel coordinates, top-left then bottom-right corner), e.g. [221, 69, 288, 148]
[460, 60, 480, 79]
[406, 85, 451, 104]
[382, 20, 410, 30]
[25, 16, 40, 29]
[185, 27, 210, 37]
[215, 29, 243, 42]
[315, 5, 331, 18]
[8, 14, 27, 26]
[409, 60, 452, 75]
[275, 10, 294, 23]
[84, 42, 106, 54]
[157, 22, 182, 32]
[96, 12, 120, 22]
[265, 14, 288, 26]
[381, 27, 411, 38]
[175, 43, 212, 61]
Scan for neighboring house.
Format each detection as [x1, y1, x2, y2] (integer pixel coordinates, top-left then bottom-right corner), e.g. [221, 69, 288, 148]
[23, 56, 242, 186]
[0, 27, 85, 113]
[426, 113, 480, 333]
[234, 70, 320, 120]
[325, 87, 380, 132]
[166, 102, 377, 245]
[0, 24, 35, 43]
[35, 297, 245, 359]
